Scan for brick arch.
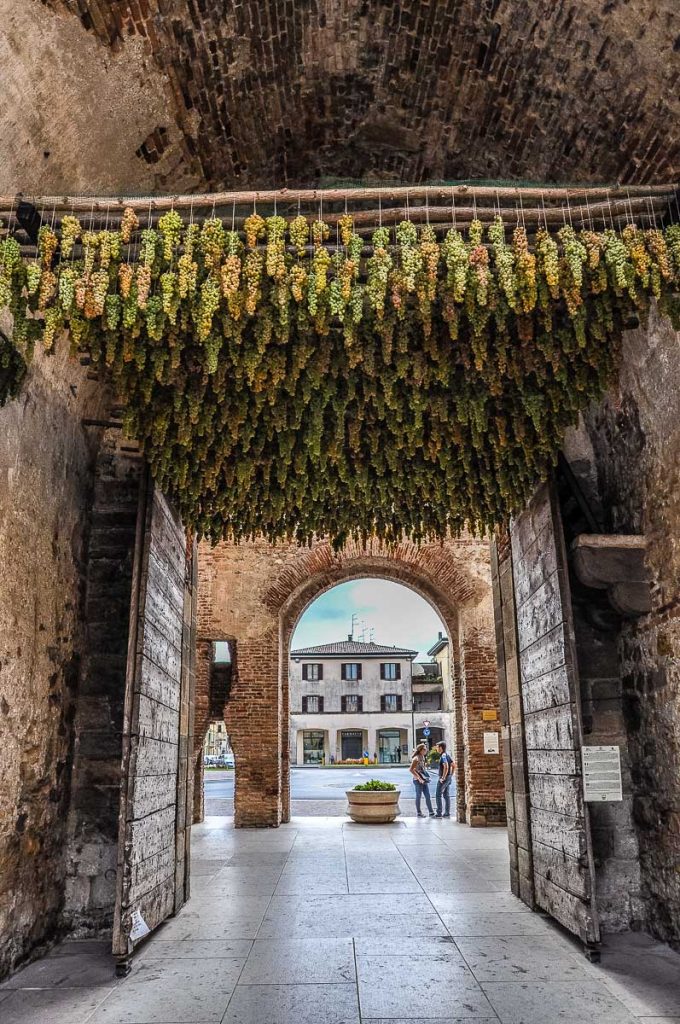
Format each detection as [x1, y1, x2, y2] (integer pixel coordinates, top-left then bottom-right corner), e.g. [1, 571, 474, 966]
[262, 538, 488, 620]
[278, 559, 466, 824]
[197, 535, 504, 828]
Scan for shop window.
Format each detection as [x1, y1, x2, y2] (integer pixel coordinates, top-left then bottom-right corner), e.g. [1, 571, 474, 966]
[303, 730, 325, 764]
[378, 730, 402, 763]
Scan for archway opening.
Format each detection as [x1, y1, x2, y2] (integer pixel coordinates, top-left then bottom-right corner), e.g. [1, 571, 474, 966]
[287, 577, 456, 818]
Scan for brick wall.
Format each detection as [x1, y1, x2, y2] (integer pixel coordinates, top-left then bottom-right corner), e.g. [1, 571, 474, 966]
[459, 599, 506, 826]
[35, 0, 680, 190]
[198, 536, 504, 828]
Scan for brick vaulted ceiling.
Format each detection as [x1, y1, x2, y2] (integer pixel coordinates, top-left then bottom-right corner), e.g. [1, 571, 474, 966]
[4, 0, 680, 193]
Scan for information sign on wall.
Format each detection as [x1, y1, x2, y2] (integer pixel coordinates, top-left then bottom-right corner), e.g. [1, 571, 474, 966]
[582, 745, 623, 802]
[483, 732, 499, 754]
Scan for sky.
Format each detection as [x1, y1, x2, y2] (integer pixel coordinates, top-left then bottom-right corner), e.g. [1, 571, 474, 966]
[291, 578, 446, 662]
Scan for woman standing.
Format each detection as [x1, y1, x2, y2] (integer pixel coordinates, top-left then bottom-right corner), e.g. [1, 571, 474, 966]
[409, 742, 435, 818]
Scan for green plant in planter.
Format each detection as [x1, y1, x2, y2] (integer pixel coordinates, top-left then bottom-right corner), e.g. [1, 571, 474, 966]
[354, 780, 397, 791]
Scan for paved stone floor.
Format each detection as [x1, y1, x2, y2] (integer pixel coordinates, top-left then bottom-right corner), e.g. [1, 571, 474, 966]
[2, 816, 679, 1023]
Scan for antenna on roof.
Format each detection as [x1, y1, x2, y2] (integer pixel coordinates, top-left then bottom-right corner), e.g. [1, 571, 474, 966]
[350, 612, 359, 641]
[369, 628, 376, 642]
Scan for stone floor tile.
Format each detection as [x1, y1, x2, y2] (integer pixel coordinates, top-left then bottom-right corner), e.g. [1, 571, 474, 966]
[363, 1020, 498, 1023]
[427, 892, 530, 914]
[155, 897, 269, 941]
[226, 852, 291, 867]
[438, 911, 553, 936]
[0, 986, 115, 1023]
[89, 958, 244, 1023]
[356, 952, 494, 1019]
[221, 982, 360, 1024]
[354, 935, 459, 957]
[258, 892, 437, 939]
[454, 934, 589, 983]
[136, 939, 253, 961]
[0, 951, 117, 989]
[274, 875, 350, 895]
[482, 979, 638, 1023]
[50, 940, 112, 957]
[414, 874, 506, 894]
[637, 1018, 680, 1023]
[189, 859, 229, 877]
[190, 876, 279, 898]
[583, 936, 680, 1017]
[239, 938, 355, 985]
[347, 873, 422, 893]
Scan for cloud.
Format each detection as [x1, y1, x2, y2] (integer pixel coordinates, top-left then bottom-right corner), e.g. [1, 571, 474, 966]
[291, 578, 446, 661]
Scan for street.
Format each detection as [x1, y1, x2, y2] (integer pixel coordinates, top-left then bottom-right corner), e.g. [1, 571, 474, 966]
[205, 766, 456, 816]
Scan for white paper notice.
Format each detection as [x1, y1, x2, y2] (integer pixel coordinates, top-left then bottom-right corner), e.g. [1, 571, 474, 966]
[582, 745, 623, 802]
[483, 731, 499, 754]
[129, 909, 151, 941]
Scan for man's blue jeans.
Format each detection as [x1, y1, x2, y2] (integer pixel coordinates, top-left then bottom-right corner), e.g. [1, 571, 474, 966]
[436, 777, 452, 816]
[413, 780, 433, 815]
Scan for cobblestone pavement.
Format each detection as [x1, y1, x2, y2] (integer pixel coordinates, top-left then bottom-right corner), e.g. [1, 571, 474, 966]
[2, 817, 679, 1023]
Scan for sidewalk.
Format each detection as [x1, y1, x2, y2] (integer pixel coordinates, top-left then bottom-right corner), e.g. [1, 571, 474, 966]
[1, 816, 679, 1023]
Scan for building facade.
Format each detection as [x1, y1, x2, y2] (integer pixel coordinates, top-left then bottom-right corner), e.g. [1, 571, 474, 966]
[289, 635, 456, 765]
[412, 631, 455, 750]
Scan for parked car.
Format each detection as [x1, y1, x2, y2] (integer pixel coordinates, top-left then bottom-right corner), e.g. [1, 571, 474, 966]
[203, 754, 219, 767]
[215, 753, 235, 768]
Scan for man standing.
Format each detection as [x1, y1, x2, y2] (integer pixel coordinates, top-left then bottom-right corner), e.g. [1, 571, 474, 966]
[435, 741, 454, 818]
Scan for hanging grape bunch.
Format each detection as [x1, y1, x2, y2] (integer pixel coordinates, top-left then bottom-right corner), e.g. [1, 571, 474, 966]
[0, 198, 678, 549]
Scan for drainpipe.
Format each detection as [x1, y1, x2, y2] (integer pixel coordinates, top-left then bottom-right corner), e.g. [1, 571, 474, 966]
[409, 657, 415, 753]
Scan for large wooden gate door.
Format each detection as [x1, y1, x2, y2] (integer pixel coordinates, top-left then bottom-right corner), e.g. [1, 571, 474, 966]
[507, 480, 600, 947]
[112, 471, 196, 963]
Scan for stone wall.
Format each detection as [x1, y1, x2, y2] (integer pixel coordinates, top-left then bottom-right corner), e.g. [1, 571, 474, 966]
[198, 536, 505, 828]
[584, 306, 680, 947]
[0, 343, 108, 978]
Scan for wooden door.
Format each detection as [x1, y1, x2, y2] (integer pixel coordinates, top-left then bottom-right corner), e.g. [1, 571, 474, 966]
[510, 480, 600, 947]
[112, 472, 196, 961]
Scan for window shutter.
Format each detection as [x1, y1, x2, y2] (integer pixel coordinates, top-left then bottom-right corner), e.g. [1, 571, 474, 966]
[357, 664, 362, 680]
[357, 696, 363, 712]
[302, 664, 308, 681]
[396, 664, 401, 679]
[341, 695, 347, 711]
[302, 696, 308, 712]
[397, 695, 403, 711]
[318, 664, 323, 680]
[318, 696, 324, 713]
[380, 664, 385, 680]
[380, 695, 385, 712]
[341, 664, 346, 680]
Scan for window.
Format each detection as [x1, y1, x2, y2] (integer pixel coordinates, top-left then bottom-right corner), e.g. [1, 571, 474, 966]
[302, 663, 323, 681]
[380, 662, 401, 680]
[341, 694, 363, 712]
[302, 730, 325, 764]
[413, 692, 442, 712]
[381, 694, 402, 712]
[341, 663, 362, 680]
[302, 695, 324, 713]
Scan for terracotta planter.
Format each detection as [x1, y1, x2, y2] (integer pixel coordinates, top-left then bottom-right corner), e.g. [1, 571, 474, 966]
[346, 788, 401, 823]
